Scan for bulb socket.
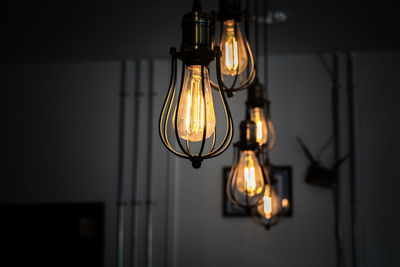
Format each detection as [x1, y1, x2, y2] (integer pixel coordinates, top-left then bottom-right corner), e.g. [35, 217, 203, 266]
[218, 0, 243, 21]
[239, 120, 257, 150]
[247, 81, 266, 108]
[181, 7, 212, 51]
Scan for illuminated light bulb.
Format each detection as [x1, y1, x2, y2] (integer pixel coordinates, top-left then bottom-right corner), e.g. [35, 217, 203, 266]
[257, 184, 281, 220]
[250, 107, 269, 146]
[282, 198, 289, 209]
[229, 150, 264, 206]
[175, 65, 215, 142]
[220, 19, 248, 76]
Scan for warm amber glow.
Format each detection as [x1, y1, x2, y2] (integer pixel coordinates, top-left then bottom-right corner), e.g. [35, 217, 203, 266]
[282, 198, 289, 208]
[257, 184, 281, 219]
[250, 107, 268, 146]
[220, 20, 248, 76]
[263, 195, 272, 219]
[175, 66, 215, 142]
[233, 150, 264, 197]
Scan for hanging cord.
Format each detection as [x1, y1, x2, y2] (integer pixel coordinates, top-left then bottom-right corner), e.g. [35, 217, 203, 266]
[263, 0, 269, 99]
[331, 52, 347, 267]
[254, 0, 259, 72]
[347, 52, 358, 267]
[245, 0, 250, 78]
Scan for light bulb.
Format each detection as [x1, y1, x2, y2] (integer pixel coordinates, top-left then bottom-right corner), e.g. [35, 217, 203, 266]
[282, 198, 290, 209]
[220, 19, 248, 76]
[257, 184, 281, 219]
[228, 150, 264, 206]
[250, 107, 269, 146]
[175, 65, 216, 142]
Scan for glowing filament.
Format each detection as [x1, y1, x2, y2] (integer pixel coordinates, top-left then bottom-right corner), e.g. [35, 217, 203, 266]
[175, 66, 215, 142]
[263, 195, 272, 218]
[233, 150, 264, 197]
[250, 107, 269, 146]
[282, 198, 289, 208]
[220, 20, 248, 76]
[245, 166, 256, 193]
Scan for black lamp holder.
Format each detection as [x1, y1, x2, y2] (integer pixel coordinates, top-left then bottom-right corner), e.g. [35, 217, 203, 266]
[234, 120, 258, 151]
[179, 0, 216, 67]
[246, 79, 267, 108]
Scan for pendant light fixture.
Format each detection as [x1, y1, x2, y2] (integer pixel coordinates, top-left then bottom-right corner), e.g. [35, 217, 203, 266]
[211, 0, 256, 96]
[251, 0, 281, 229]
[248, 0, 276, 153]
[247, 81, 276, 150]
[226, 120, 266, 207]
[159, 0, 233, 169]
[251, 158, 282, 229]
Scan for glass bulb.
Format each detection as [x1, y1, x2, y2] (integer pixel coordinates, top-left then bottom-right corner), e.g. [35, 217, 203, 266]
[282, 198, 290, 209]
[228, 150, 264, 206]
[250, 107, 268, 146]
[175, 65, 215, 142]
[257, 184, 281, 219]
[220, 19, 248, 76]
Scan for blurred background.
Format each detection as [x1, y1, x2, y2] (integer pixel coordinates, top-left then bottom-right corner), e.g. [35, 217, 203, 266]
[1, 1, 399, 267]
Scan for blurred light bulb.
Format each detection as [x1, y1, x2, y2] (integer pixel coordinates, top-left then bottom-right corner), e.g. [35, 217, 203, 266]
[175, 65, 215, 142]
[220, 20, 248, 76]
[250, 107, 269, 146]
[282, 198, 289, 209]
[229, 150, 264, 206]
[257, 184, 281, 219]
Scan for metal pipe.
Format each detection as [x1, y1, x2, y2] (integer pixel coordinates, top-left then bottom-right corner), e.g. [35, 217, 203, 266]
[245, 0, 250, 79]
[145, 60, 155, 267]
[117, 60, 129, 267]
[130, 60, 142, 267]
[254, 0, 259, 72]
[331, 53, 344, 267]
[347, 52, 358, 267]
[263, 0, 269, 99]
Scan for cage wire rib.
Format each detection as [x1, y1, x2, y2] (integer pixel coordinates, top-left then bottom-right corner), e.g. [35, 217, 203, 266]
[159, 47, 234, 168]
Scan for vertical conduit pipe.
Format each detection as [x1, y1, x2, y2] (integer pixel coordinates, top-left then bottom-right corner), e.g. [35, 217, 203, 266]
[145, 60, 155, 267]
[117, 60, 129, 267]
[263, 0, 269, 99]
[130, 60, 142, 267]
[347, 52, 358, 267]
[331, 52, 343, 267]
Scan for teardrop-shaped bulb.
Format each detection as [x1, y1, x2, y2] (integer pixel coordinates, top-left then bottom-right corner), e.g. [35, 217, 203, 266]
[250, 107, 269, 146]
[257, 184, 281, 219]
[175, 65, 215, 142]
[220, 20, 248, 76]
[228, 150, 264, 206]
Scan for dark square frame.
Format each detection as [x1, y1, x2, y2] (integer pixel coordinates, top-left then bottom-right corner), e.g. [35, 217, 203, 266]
[222, 167, 250, 216]
[271, 165, 293, 216]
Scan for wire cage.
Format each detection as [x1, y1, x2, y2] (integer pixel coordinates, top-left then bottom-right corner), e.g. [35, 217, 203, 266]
[226, 120, 266, 207]
[210, 0, 256, 96]
[246, 81, 276, 153]
[251, 164, 282, 230]
[158, 1, 234, 168]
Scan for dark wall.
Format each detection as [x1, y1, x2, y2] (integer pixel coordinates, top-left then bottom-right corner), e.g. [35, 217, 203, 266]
[1, 52, 400, 267]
